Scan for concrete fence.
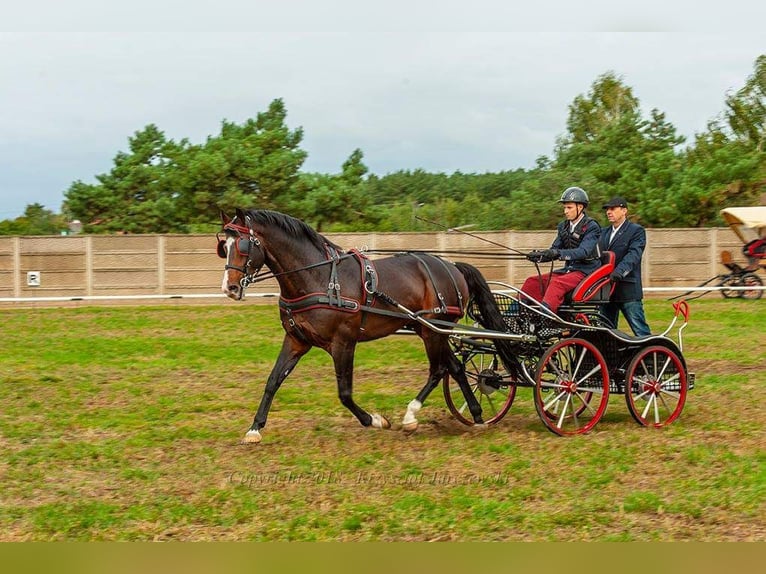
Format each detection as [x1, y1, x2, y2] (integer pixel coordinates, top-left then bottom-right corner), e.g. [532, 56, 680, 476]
[0, 228, 754, 307]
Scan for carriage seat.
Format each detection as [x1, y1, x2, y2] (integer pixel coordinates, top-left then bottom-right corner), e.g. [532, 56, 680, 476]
[742, 238, 766, 269]
[721, 250, 746, 273]
[563, 251, 616, 305]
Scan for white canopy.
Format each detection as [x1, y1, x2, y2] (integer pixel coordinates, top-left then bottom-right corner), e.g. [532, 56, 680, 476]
[720, 206, 766, 242]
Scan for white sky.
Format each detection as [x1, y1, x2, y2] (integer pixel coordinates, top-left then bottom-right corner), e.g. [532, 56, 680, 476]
[1, 1, 764, 218]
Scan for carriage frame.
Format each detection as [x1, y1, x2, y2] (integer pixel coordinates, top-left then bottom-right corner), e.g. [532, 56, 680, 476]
[435, 281, 693, 436]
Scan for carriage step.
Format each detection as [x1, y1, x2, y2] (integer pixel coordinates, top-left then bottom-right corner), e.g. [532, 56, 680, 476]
[688, 372, 695, 390]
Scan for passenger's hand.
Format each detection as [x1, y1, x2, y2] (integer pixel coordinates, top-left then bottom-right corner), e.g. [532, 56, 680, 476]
[609, 271, 621, 282]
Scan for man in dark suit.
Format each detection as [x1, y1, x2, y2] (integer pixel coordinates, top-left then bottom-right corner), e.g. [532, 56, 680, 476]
[599, 197, 651, 336]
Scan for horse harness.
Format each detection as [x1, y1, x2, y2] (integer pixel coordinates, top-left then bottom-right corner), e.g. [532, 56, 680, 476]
[278, 246, 377, 317]
[219, 220, 465, 334]
[278, 248, 465, 334]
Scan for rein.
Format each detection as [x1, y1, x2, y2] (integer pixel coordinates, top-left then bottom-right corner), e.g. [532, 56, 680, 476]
[360, 248, 527, 260]
[241, 253, 357, 285]
[220, 220, 468, 323]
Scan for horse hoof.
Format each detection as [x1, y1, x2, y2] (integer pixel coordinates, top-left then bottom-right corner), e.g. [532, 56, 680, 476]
[402, 421, 419, 433]
[370, 413, 391, 429]
[242, 429, 262, 444]
[472, 423, 488, 431]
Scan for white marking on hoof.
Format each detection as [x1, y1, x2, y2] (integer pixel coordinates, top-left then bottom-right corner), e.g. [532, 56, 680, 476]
[401, 399, 422, 433]
[402, 420, 419, 433]
[370, 413, 391, 429]
[242, 429, 262, 444]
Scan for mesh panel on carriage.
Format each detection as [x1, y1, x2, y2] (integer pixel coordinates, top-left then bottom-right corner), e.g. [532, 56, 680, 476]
[467, 292, 520, 331]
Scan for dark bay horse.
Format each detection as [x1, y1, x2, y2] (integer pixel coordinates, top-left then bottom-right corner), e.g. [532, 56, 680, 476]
[218, 208, 512, 443]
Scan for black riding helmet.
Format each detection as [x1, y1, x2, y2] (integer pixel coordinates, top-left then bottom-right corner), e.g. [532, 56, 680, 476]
[558, 187, 589, 207]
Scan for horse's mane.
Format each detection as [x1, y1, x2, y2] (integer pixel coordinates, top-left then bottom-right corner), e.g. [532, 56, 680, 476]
[242, 209, 344, 253]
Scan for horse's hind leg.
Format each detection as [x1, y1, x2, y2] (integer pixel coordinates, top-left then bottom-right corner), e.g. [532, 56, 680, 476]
[401, 367, 446, 432]
[244, 335, 310, 444]
[446, 348, 485, 425]
[402, 334, 484, 432]
[333, 340, 391, 430]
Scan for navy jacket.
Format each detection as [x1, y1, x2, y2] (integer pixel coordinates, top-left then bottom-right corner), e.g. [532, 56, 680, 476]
[599, 221, 646, 301]
[551, 215, 601, 275]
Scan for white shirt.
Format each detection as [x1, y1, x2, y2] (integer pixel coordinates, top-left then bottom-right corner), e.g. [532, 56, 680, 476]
[609, 221, 625, 245]
[569, 214, 585, 233]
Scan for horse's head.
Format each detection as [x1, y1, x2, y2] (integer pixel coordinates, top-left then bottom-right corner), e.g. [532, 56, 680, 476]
[218, 209, 266, 300]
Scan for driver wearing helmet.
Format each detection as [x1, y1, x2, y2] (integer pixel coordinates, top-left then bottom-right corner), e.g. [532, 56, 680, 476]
[521, 187, 601, 313]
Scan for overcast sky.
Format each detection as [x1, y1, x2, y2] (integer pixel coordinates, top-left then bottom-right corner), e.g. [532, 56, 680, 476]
[1, 1, 764, 219]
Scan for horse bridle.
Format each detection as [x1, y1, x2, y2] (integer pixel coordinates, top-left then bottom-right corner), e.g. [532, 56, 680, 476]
[217, 221, 265, 289]
[216, 220, 364, 294]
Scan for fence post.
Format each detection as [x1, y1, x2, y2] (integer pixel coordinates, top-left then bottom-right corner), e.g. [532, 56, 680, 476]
[437, 231, 447, 254]
[710, 228, 718, 278]
[12, 236, 20, 298]
[507, 231, 515, 283]
[158, 235, 166, 295]
[85, 235, 93, 296]
[643, 229, 652, 288]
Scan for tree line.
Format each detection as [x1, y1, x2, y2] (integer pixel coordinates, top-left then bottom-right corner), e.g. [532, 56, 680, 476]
[2, 55, 764, 236]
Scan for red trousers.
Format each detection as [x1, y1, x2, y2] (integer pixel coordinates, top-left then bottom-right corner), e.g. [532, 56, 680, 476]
[521, 270, 585, 313]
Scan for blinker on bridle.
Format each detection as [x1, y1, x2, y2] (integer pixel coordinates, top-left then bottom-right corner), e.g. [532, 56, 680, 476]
[217, 221, 264, 288]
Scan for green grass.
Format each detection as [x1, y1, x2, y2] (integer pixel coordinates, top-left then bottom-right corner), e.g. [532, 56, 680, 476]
[0, 298, 763, 541]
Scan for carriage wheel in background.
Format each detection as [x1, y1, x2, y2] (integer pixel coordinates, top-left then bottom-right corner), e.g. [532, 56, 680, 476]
[443, 344, 516, 426]
[719, 275, 739, 298]
[533, 338, 609, 436]
[624, 345, 688, 427]
[738, 273, 763, 300]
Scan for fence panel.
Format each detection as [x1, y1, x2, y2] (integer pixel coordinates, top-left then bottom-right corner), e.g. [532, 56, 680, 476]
[0, 227, 755, 306]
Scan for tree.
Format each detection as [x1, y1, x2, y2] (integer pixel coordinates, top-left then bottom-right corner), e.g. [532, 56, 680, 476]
[63, 124, 189, 233]
[558, 71, 640, 150]
[286, 150, 374, 232]
[724, 54, 766, 152]
[63, 99, 308, 233]
[340, 148, 368, 185]
[551, 72, 688, 226]
[641, 55, 766, 226]
[0, 203, 67, 236]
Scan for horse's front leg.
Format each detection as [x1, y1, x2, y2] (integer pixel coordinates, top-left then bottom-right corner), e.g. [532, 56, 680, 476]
[332, 339, 391, 430]
[243, 334, 310, 444]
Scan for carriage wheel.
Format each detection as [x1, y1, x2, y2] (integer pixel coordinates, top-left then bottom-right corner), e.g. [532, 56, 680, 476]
[533, 338, 609, 436]
[542, 389, 594, 421]
[443, 345, 516, 426]
[719, 275, 739, 298]
[738, 273, 763, 300]
[624, 345, 688, 427]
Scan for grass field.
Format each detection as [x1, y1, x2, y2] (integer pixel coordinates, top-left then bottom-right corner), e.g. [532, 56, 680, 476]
[0, 298, 763, 541]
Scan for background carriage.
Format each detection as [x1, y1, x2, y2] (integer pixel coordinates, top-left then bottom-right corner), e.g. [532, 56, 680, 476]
[681, 207, 766, 300]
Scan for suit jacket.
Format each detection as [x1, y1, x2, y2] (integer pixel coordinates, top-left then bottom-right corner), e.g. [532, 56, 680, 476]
[599, 221, 646, 301]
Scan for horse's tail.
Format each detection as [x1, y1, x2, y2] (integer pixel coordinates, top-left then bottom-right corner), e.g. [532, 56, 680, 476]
[454, 262, 520, 375]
